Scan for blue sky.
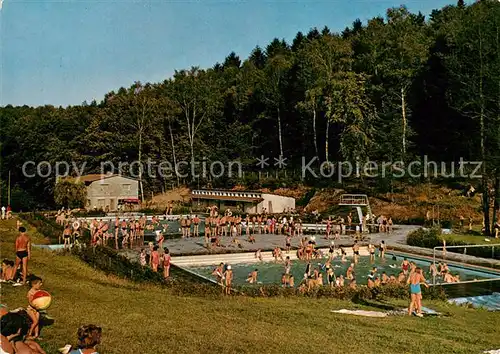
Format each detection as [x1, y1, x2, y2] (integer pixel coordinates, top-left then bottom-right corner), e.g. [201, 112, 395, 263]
[1, 0, 459, 107]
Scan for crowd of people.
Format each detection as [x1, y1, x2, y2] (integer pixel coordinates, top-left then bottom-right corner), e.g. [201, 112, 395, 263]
[1, 205, 13, 220]
[0, 306, 102, 354]
[1, 221, 103, 353]
[209, 240, 463, 317]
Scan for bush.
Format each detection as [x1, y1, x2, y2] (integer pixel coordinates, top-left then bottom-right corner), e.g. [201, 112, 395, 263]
[236, 282, 445, 301]
[73, 210, 106, 217]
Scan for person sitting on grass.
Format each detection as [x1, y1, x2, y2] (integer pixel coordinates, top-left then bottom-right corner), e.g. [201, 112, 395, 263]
[1, 260, 15, 282]
[60, 324, 102, 354]
[1, 311, 46, 354]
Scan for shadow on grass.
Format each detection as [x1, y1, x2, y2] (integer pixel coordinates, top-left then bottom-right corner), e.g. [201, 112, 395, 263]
[352, 297, 401, 311]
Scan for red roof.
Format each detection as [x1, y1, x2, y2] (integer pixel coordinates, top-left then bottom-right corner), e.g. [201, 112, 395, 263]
[120, 198, 140, 204]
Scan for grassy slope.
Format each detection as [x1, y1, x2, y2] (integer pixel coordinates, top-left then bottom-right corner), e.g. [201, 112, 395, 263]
[1, 219, 499, 354]
[447, 233, 500, 245]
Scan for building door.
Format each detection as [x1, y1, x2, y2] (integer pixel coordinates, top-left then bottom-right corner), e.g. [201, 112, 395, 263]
[110, 199, 115, 211]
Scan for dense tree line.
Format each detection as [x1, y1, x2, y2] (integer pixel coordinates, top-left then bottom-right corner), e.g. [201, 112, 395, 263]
[1, 1, 500, 231]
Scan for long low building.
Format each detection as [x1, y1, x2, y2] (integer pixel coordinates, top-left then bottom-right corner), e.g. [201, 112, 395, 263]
[191, 189, 295, 214]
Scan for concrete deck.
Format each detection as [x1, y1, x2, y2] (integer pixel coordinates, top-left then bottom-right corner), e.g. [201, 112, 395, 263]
[159, 225, 417, 255]
[118, 225, 418, 262]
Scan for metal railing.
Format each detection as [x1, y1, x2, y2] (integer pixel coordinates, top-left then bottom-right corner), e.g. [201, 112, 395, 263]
[339, 194, 369, 206]
[432, 244, 500, 285]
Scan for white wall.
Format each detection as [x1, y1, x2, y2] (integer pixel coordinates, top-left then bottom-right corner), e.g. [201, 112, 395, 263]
[258, 194, 295, 214]
[87, 176, 138, 211]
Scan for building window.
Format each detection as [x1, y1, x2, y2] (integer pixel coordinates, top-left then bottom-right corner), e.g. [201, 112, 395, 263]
[100, 184, 109, 193]
[122, 184, 131, 192]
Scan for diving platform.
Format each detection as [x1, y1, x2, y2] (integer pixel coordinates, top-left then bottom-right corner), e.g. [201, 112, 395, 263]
[338, 194, 372, 233]
[339, 194, 369, 206]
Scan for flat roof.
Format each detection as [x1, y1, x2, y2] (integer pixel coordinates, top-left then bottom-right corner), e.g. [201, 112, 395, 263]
[191, 194, 263, 203]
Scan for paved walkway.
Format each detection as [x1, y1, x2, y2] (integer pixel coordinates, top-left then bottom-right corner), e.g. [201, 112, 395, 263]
[122, 225, 418, 256]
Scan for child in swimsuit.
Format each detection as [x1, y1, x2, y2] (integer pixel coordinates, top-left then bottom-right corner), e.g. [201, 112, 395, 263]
[26, 276, 43, 339]
[163, 248, 171, 279]
[139, 249, 147, 267]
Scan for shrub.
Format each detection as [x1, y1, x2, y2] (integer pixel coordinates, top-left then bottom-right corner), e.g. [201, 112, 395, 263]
[73, 210, 106, 217]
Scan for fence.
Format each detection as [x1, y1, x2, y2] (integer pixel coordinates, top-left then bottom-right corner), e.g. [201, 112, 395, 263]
[432, 244, 500, 286]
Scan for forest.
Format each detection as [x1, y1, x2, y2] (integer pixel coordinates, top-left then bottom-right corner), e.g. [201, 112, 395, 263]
[1, 0, 500, 231]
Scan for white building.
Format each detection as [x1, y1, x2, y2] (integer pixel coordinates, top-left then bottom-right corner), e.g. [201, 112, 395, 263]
[191, 189, 295, 214]
[78, 174, 139, 211]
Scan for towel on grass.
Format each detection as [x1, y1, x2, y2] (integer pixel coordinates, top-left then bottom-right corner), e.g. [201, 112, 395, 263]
[331, 309, 388, 318]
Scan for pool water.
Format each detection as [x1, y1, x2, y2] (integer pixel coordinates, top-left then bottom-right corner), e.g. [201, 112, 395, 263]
[187, 253, 500, 286]
[449, 291, 500, 311]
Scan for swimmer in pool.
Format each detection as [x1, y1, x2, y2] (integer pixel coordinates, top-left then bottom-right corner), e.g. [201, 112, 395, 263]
[246, 269, 258, 284]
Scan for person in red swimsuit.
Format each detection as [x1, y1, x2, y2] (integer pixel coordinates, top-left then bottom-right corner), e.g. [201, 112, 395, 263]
[151, 246, 160, 272]
[401, 258, 410, 275]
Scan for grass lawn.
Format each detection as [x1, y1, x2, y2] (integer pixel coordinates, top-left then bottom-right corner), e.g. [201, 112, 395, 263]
[1, 219, 499, 354]
[446, 233, 500, 245]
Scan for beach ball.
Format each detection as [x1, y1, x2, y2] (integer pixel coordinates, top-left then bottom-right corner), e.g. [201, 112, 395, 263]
[31, 290, 52, 310]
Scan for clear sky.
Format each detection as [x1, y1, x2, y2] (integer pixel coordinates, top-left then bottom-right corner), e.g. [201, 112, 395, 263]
[1, 0, 459, 107]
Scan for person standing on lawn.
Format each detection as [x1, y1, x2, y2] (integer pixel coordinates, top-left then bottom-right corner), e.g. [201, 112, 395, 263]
[407, 267, 429, 317]
[13, 227, 31, 286]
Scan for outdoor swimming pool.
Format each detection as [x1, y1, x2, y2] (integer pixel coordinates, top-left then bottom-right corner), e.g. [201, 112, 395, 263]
[185, 253, 500, 286]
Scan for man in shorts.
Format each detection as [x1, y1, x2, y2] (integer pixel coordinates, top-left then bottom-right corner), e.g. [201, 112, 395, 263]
[14, 227, 31, 286]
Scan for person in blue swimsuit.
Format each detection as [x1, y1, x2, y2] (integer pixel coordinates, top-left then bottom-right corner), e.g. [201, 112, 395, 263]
[407, 267, 429, 317]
